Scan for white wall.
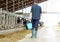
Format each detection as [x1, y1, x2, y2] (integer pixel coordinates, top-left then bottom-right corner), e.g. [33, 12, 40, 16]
[38, 0, 60, 12]
[46, 0, 60, 12]
[39, 0, 60, 26]
[39, 0, 60, 25]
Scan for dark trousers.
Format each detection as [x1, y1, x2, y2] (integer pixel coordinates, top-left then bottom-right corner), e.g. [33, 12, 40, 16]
[31, 19, 39, 31]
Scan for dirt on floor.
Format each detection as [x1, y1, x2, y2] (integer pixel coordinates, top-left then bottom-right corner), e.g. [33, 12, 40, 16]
[0, 29, 31, 42]
[0, 26, 43, 42]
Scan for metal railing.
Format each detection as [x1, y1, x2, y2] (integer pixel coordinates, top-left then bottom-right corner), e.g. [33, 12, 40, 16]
[0, 9, 23, 30]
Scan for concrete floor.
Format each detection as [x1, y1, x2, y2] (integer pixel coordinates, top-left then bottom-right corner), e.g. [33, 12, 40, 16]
[17, 25, 60, 42]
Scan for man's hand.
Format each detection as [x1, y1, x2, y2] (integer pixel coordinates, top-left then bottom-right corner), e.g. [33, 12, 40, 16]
[27, 18, 30, 21]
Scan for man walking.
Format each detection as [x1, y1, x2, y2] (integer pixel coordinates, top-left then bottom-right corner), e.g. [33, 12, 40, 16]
[28, 0, 42, 38]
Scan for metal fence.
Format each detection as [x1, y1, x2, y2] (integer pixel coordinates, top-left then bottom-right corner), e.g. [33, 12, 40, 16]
[0, 10, 23, 30]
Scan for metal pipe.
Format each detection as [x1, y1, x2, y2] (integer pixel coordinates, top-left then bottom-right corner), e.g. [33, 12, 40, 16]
[6, 0, 8, 11]
[13, 0, 15, 12]
[18, 0, 20, 10]
[22, 1, 24, 15]
[25, 0, 26, 13]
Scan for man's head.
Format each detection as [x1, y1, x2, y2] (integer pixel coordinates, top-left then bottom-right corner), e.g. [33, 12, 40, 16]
[33, 0, 38, 4]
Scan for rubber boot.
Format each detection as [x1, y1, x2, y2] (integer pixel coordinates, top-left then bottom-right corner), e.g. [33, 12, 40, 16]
[31, 30, 35, 38]
[35, 30, 37, 38]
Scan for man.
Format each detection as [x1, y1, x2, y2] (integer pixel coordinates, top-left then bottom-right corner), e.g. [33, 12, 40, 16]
[28, 0, 42, 38]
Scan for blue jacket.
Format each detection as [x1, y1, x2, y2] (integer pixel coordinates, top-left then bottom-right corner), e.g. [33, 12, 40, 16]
[31, 4, 42, 19]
